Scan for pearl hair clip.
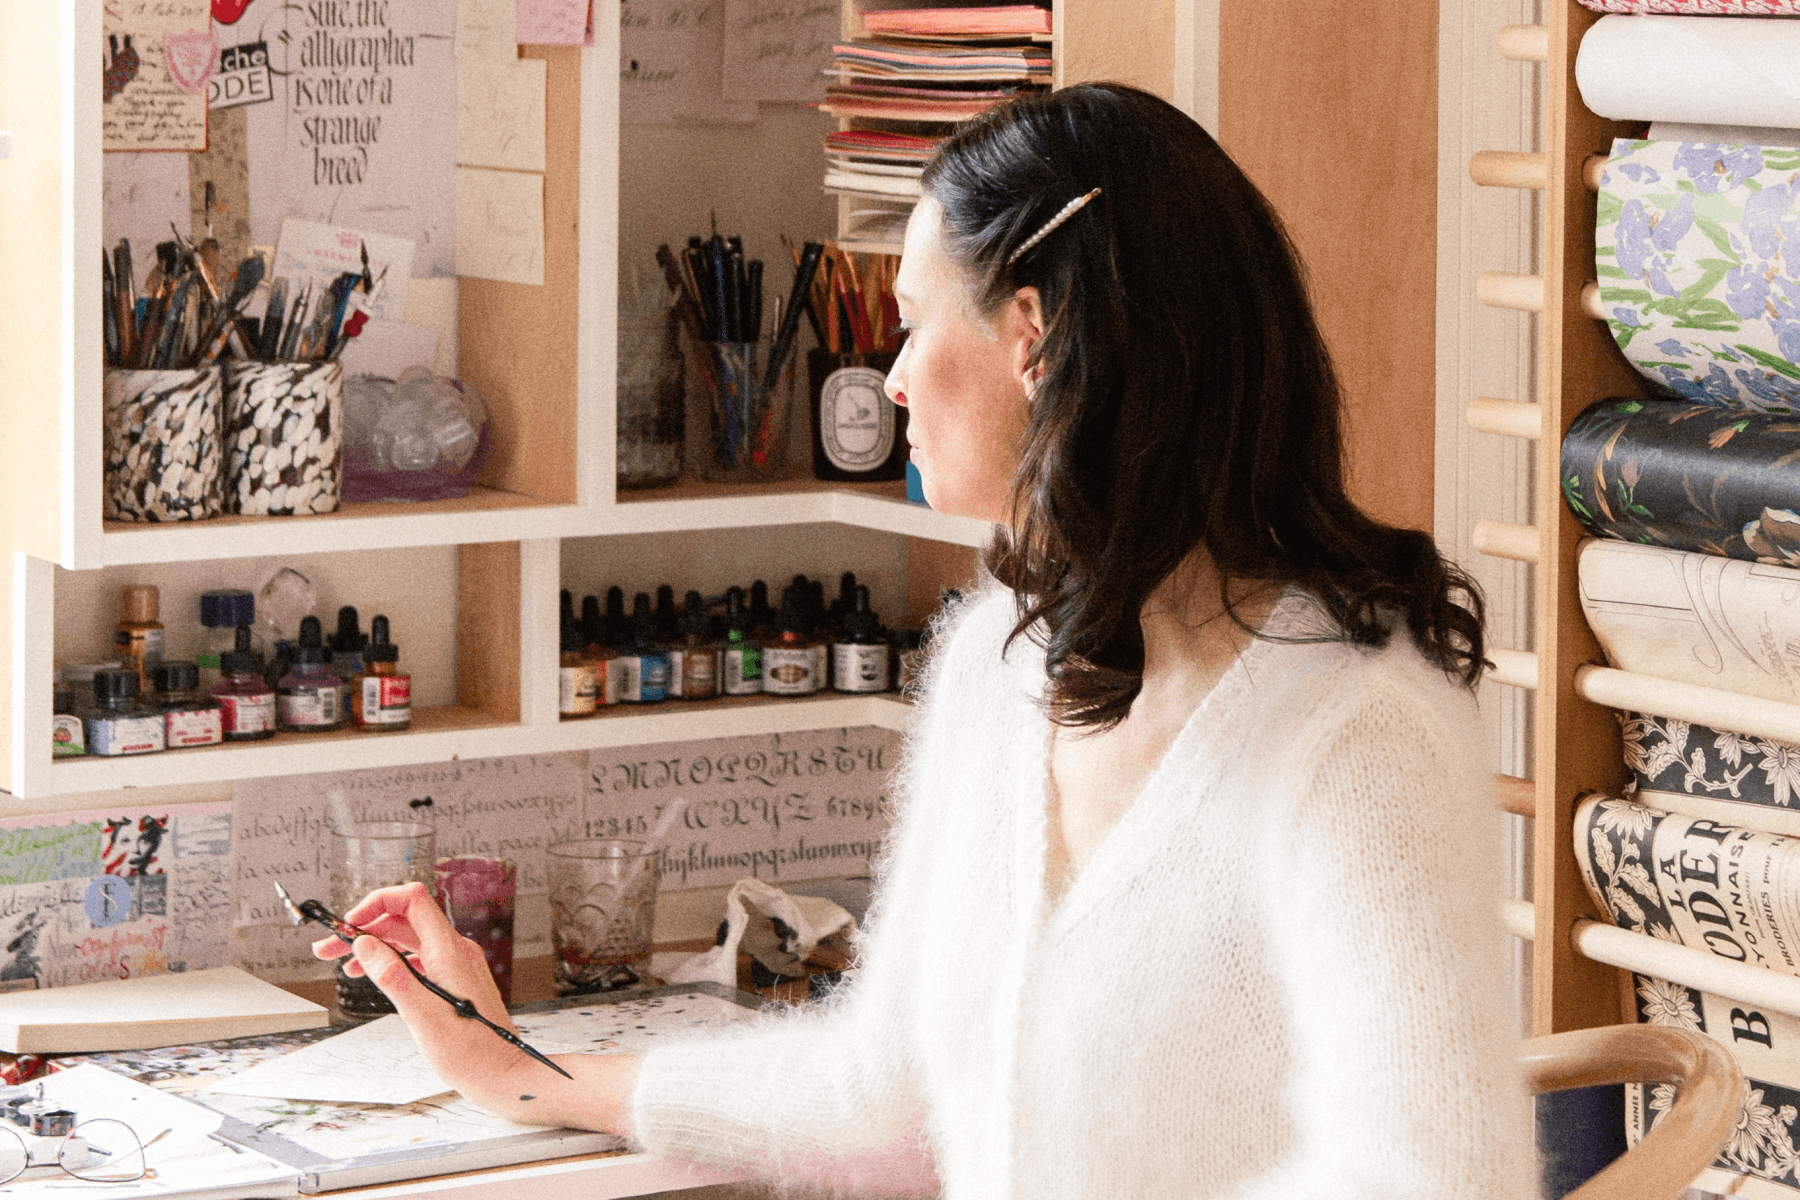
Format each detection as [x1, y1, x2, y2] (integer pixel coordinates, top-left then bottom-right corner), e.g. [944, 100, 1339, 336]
[1007, 188, 1103, 265]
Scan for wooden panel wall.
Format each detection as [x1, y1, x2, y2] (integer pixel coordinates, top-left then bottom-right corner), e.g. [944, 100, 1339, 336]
[1218, 2, 1439, 535]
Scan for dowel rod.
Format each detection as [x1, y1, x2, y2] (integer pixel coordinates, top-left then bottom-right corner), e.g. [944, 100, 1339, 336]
[1470, 150, 1547, 190]
[1467, 396, 1541, 441]
[1576, 664, 1800, 747]
[1584, 154, 1607, 193]
[1495, 773, 1536, 818]
[1489, 648, 1539, 691]
[1580, 280, 1608, 321]
[1478, 271, 1545, 313]
[1502, 897, 1535, 941]
[1473, 519, 1540, 564]
[1574, 918, 1800, 1021]
[1498, 24, 1549, 62]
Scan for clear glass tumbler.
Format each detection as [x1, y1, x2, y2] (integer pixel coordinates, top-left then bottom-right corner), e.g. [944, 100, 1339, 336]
[329, 819, 436, 1023]
[546, 838, 660, 995]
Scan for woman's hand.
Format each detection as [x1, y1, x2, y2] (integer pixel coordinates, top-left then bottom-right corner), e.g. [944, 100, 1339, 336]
[311, 882, 640, 1135]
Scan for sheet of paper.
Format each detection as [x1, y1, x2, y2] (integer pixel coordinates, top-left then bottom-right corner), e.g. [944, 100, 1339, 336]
[516, 0, 590, 44]
[102, 151, 190, 293]
[209, 32, 277, 110]
[720, 0, 835, 104]
[585, 726, 900, 890]
[0, 966, 319, 1029]
[0, 805, 232, 990]
[104, 0, 213, 151]
[273, 218, 415, 324]
[338, 318, 443, 378]
[457, 56, 547, 171]
[231, 755, 584, 981]
[621, 0, 758, 124]
[244, 0, 458, 278]
[458, 0, 517, 56]
[456, 167, 545, 284]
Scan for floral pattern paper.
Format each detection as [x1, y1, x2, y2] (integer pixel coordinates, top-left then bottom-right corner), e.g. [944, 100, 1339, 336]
[1596, 137, 1800, 411]
[1561, 396, 1800, 562]
[1580, 0, 1800, 10]
[1622, 710, 1800, 835]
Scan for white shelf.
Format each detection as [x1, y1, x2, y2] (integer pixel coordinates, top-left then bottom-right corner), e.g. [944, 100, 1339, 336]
[614, 483, 990, 547]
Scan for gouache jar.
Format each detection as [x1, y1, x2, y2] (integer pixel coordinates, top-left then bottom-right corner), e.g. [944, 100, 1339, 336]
[224, 360, 344, 516]
[329, 820, 436, 1022]
[103, 366, 226, 522]
[435, 856, 517, 1005]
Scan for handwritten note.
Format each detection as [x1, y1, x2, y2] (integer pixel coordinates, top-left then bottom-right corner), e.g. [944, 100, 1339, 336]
[273, 217, 415, 324]
[103, 0, 213, 151]
[457, 56, 546, 171]
[517, 0, 590, 44]
[457, 0, 516, 56]
[621, 0, 758, 125]
[456, 166, 544, 284]
[584, 726, 900, 890]
[0, 805, 233, 990]
[720, 0, 834, 104]
[245, 0, 458, 278]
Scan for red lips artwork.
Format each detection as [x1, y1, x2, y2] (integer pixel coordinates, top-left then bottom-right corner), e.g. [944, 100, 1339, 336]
[213, 0, 252, 23]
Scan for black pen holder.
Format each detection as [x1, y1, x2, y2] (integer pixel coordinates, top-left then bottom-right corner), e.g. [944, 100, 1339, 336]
[696, 341, 794, 483]
[224, 360, 344, 516]
[103, 366, 225, 522]
[807, 350, 905, 483]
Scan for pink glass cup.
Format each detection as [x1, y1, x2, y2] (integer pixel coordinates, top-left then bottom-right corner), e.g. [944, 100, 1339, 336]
[434, 856, 517, 1005]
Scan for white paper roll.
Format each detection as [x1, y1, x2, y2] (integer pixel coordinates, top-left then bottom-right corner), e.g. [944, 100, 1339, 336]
[1577, 15, 1800, 127]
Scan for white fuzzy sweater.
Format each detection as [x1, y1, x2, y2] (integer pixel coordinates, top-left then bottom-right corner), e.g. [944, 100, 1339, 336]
[631, 586, 1534, 1198]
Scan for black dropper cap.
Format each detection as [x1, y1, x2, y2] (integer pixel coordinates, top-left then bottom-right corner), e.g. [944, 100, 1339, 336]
[200, 588, 255, 629]
[151, 659, 199, 693]
[221, 625, 262, 677]
[605, 587, 629, 650]
[809, 579, 827, 635]
[831, 571, 857, 627]
[682, 590, 710, 639]
[366, 615, 398, 664]
[655, 585, 679, 644]
[749, 580, 774, 631]
[631, 592, 658, 649]
[93, 667, 140, 703]
[295, 614, 326, 664]
[581, 595, 602, 647]
[778, 582, 808, 636]
[842, 585, 882, 641]
[329, 606, 365, 655]
[560, 589, 575, 632]
[561, 624, 584, 654]
[724, 586, 749, 637]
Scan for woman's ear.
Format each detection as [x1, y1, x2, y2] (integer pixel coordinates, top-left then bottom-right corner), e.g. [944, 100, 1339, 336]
[1009, 285, 1047, 391]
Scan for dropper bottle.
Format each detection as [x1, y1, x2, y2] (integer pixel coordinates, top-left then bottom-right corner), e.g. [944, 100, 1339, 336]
[277, 615, 344, 732]
[670, 590, 720, 700]
[763, 583, 823, 696]
[722, 586, 763, 695]
[354, 615, 411, 731]
[214, 625, 276, 741]
[629, 592, 671, 704]
[832, 585, 890, 692]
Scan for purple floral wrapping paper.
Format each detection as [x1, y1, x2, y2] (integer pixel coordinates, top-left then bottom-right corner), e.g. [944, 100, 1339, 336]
[1596, 138, 1800, 412]
[1562, 396, 1800, 562]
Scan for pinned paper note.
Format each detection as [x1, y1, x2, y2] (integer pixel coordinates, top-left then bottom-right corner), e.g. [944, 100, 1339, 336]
[721, 0, 836, 104]
[273, 218, 415, 324]
[517, 0, 591, 44]
[338, 319, 444, 378]
[458, 0, 518, 55]
[456, 166, 545, 284]
[103, 0, 213, 151]
[622, 0, 759, 124]
[457, 56, 547, 171]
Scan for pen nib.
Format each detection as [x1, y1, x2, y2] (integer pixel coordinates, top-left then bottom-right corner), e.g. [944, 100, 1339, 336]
[272, 881, 307, 926]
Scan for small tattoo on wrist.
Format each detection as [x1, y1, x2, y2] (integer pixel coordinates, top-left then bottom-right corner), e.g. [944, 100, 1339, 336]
[519, 1094, 535, 1101]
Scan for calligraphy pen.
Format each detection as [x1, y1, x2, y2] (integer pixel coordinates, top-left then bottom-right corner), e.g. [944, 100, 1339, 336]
[273, 881, 573, 1080]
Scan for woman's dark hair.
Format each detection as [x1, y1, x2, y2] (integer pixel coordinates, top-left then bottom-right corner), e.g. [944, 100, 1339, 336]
[920, 82, 1486, 729]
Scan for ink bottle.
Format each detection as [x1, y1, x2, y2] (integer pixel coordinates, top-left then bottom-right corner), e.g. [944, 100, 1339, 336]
[625, 592, 670, 704]
[670, 590, 721, 700]
[354, 615, 412, 731]
[152, 659, 224, 748]
[214, 626, 277, 741]
[580, 594, 618, 706]
[195, 588, 257, 695]
[721, 586, 763, 695]
[748, 579, 777, 642]
[52, 687, 85, 757]
[832, 586, 890, 693]
[763, 584, 823, 696]
[114, 585, 165, 693]
[82, 668, 167, 757]
[277, 615, 345, 732]
[559, 625, 598, 717]
[807, 576, 830, 683]
[329, 606, 367, 717]
[654, 584, 681, 646]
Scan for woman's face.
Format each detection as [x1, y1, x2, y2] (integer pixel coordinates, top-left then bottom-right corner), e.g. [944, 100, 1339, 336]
[885, 198, 1040, 524]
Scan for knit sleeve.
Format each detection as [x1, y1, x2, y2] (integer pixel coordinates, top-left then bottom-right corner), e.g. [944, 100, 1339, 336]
[1225, 672, 1535, 1200]
[625, 587, 1012, 1194]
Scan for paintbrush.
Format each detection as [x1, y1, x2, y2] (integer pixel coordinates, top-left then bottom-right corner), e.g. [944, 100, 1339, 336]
[195, 255, 264, 366]
[272, 882, 574, 1080]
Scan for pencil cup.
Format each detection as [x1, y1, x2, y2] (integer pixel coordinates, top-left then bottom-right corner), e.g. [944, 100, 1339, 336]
[103, 366, 225, 522]
[616, 307, 685, 489]
[807, 350, 906, 482]
[546, 838, 659, 996]
[224, 361, 344, 516]
[697, 341, 794, 483]
[329, 820, 436, 1023]
[435, 855, 517, 1006]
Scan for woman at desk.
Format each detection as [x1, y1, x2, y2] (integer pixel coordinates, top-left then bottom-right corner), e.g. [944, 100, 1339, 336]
[320, 84, 1532, 1198]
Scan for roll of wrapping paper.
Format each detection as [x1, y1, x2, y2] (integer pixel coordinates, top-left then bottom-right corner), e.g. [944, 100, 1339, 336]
[1562, 396, 1800, 561]
[1619, 710, 1800, 837]
[1579, 0, 1800, 11]
[1577, 16, 1800, 128]
[1595, 136, 1800, 411]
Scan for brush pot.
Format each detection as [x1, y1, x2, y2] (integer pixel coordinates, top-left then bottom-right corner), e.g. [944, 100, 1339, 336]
[616, 307, 685, 489]
[103, 366, 225, 522]
[328, 820, 436, 1023]
[224, 361, 343, 516]
[697, 341, 794, 483]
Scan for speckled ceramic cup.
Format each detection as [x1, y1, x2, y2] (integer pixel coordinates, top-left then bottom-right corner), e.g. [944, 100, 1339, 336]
[224, 360, 343, 516]
[103, 366, 225, 522]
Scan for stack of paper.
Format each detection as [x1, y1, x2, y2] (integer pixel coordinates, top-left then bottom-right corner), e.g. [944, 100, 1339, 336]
[861, 5, 1052, 38]
[0, 967, 326, 1054]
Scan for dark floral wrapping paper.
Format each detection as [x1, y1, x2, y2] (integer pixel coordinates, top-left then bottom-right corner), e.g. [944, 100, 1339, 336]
[1561, 395, 1800, 563]
[1622, 710, 1800, 835]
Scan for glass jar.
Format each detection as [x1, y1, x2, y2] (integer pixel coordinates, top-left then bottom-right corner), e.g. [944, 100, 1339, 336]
[616, 306, 685, 489]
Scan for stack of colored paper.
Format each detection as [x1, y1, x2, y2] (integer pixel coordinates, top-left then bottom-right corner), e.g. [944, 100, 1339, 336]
[861, 5, 1052, 38]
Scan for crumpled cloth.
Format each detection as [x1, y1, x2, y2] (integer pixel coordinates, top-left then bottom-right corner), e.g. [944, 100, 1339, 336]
[665, 878, 856, 988]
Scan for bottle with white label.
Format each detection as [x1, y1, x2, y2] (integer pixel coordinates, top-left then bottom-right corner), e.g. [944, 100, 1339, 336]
[152, 659, 224, 748]
[81, 668, 166, 757]
[763, 584, 823, 696]
[214, 626, 276, 741]
[670, 590, 721, 700]
[807, 349, 907, 482]
[353, 615, 412, 731]
[559, 625, 598, 718]
[277, 615, 344, 732]
[832, 585, 890, 693]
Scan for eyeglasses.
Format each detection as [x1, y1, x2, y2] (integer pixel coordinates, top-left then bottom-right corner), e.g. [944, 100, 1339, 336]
[0, 1115, 161, 1185]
